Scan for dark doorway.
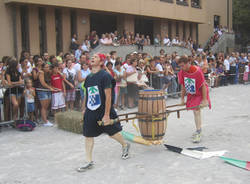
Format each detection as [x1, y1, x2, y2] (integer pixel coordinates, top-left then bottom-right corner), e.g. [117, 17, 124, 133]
[183, 22, 186, 40]
[20, 5, 30, 52]
[168, 21, 172, 40]
[135, 18, 153, 44]
[189, 23, 193, 39]
[176, 22, 179, 37]
[70, 10, 77, 37]
[39, 7, 47, 55]
[90, 13, 117, 36]
[55, 8, 63, 54]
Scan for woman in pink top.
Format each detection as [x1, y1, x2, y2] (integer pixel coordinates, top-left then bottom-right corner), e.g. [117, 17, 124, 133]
[104, 33, 112, 45]
[126, 59, 138, 108]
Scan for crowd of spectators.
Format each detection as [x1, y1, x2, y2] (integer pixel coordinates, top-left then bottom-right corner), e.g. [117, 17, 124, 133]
[70, 30, 198, 54]
[0, 46, 249, 127]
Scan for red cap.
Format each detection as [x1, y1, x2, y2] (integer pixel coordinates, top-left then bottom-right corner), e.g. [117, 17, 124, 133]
[98, 53, 106, 61]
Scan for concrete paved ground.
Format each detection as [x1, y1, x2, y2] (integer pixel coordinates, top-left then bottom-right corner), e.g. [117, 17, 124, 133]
[0, 85, 250, 184]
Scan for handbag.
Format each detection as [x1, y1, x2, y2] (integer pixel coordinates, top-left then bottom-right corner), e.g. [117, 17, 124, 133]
[16, 120, 36, 131]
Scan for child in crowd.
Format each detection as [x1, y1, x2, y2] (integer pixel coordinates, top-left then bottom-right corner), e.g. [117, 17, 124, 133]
[24, 78, 35, 122]
[216, 63, 227, 86]
[51, 63, 66, 113]
[77, 62, 91, 110]
[209, 62, 219, 87]
[106, 62, 115, 77]
[243, 62, 249, 84]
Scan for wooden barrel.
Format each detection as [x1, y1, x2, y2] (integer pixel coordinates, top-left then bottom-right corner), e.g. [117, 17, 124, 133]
[138, 90, 167, 140]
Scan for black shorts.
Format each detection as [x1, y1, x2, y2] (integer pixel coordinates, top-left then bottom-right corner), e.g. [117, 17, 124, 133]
[83, 108, 122, 137]
[127, 83, 138, 98]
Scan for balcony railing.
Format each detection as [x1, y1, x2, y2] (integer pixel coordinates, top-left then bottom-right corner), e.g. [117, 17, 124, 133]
[176, 0, 189, 6]
[160, 0, 174, 3]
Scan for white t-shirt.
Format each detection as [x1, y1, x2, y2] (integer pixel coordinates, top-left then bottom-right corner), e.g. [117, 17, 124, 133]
[63, 67, 77, 80]
[73, 63, 81, 73]
[104, 38, 112, 45]
[245, 65, 249, 73]
[18, 62, 32, 73]
[163, 38, 170, 46]
[172, 39, 178, 45]
[114, 68, 126, 86]
[110, 58, 116, 65]
[25, 89, 35, 103]
[156, 63, 164, 77]
[126, 65, 136, 73]
[224, 59, 230, 71]
[78, 68, 91, 88]
[229, 57, 236, 66]
[81, 44, 89, 52]
[197, 48, 203, 53]
[100, 38, 106, 44]
[122, 63, 129, 71]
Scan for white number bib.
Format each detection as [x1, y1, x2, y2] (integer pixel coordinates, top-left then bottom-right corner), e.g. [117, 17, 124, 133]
[87, 85, 101, 110]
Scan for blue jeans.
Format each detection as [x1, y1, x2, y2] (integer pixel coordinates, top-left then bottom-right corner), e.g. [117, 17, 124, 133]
[37, 91, 51, 101]
[27, 102, 35, 112]
[80, 88, 85, 100]
[168, 77, 178, 95]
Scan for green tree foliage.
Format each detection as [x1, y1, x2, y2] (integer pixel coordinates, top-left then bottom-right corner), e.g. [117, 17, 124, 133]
[233, 0, 250, 45]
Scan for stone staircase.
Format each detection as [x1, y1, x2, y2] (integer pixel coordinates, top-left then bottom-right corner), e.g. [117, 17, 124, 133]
[90, 45, 192, 59]
[205, 33, 235, 54]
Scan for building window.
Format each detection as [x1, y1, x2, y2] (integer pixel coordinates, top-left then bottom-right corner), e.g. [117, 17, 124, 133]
[176, 0, 189, 6]
[70, 10, 77, 37]
[55, 8, 63, 54]
[20, 5, 30, 52]
[191, 0, 201, 8]
[189, 23, 193, 39]
[39, 7, 47, 55]
[183, 22, 186, 40]
[168, 21, 172, 40]
[176, 22, 179, 36]
[160, 0, 173, 3]
[214, 15, 220, 29]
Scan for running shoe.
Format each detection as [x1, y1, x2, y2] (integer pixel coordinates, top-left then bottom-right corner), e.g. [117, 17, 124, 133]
[77, 161, 94, 172]
[122, 143, 130, 160]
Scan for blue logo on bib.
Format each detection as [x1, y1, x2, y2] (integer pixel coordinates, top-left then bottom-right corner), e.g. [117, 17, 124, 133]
[87, 86, 101, 110]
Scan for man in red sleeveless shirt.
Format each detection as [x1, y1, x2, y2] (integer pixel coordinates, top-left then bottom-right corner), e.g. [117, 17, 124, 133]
[178, 56, 211, 143]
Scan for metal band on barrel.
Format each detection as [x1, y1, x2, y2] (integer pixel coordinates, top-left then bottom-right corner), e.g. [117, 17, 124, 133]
[139, 96, 165, 101]
[138, 117, 166, 122]
[140, 133, 165, 138]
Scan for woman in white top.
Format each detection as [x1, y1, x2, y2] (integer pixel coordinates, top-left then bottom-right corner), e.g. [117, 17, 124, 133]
[114, 61, 127, 110]
[63, 59, 77, 110]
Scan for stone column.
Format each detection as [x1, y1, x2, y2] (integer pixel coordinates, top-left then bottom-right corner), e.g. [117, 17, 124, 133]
[124, 15, 134, 33]
[77, 10, 90, 44]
